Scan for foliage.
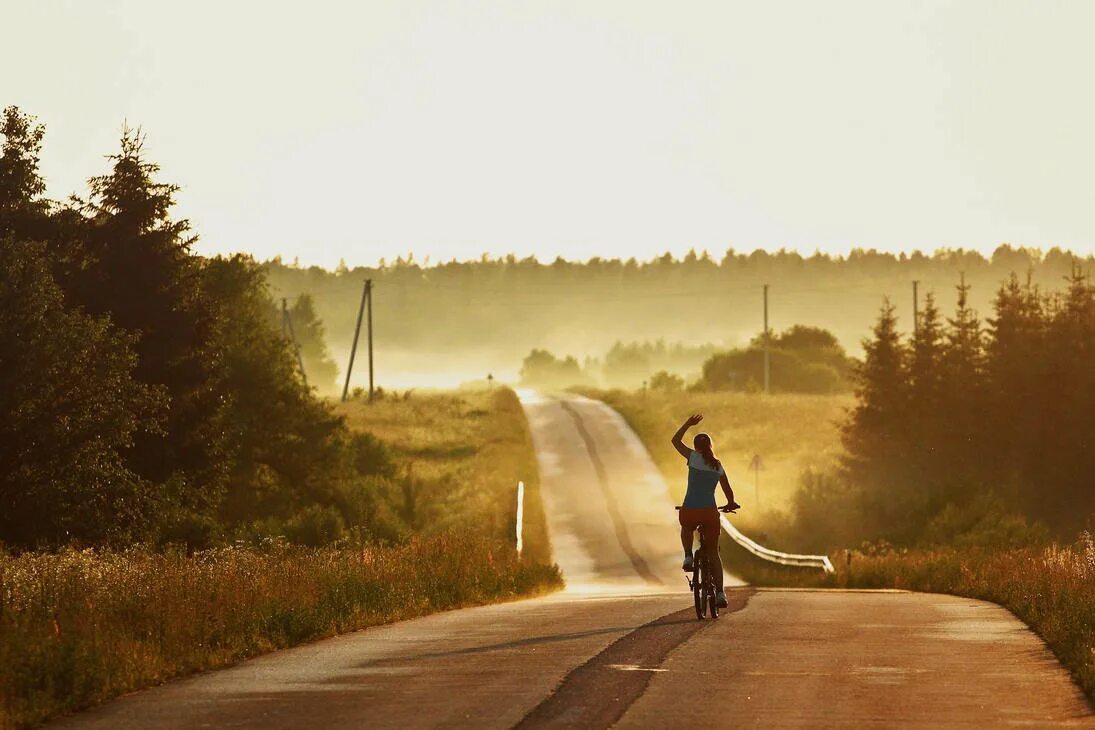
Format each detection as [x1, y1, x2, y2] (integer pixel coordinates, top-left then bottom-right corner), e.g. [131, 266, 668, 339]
[270, 293, 339, 393]
[0, 242, 162, 548]
[648, 370, 685, 392]
[337, 387, 551, 564]
[519, 349, 590, 388]
[262, 243, 1093, 383]
[830, 267, 1095, 543]
[586, 388, 851, 534]
[0, 108, 390, 549]
[0, 536, 563, 728]
[700, 324, 854, 394]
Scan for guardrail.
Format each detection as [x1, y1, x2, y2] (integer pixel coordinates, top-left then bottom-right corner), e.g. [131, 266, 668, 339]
[720, 514, 834, 573]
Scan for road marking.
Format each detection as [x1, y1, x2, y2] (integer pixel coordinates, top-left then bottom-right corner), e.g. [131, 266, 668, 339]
[557, 400, 663, 586]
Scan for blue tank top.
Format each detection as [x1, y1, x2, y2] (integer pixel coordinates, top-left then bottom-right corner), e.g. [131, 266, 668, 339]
[682, 451, 725, 508]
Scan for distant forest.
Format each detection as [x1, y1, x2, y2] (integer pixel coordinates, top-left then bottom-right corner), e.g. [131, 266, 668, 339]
[263, 247, 1092, 387]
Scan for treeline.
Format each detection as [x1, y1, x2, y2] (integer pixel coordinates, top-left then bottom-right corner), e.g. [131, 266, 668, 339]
[520, 325, 854, 394]
[792, 268, 1095, 548]
[263, 243, 1092, 376]
[0, 106, 394, 550]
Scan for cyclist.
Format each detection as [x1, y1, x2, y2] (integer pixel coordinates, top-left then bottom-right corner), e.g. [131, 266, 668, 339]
[671, 413, 740, 608]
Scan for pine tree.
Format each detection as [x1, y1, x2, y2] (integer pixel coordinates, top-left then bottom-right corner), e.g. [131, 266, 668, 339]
[841, 300, 914, 538]
[937, 274, 986, 502]
[1037, 263, 1095, 528]
[74, 127, 233, 517]
[985, 273, 1045, 507]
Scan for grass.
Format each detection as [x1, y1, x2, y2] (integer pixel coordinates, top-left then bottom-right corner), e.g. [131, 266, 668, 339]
[336, 386, 551, 563]
[0, 535, 562, 729]
[584, 388, 850, 533]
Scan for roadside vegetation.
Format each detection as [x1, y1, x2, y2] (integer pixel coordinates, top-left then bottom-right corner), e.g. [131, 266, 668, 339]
[337, 387, 551, 564]
[0, 108, 559, 728]
[586, 389, 850, 530]
[0, 536, 560, 729]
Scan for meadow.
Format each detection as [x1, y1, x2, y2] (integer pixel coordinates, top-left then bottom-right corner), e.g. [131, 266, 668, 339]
[586, 388, 851, 533]
[336, 386, 550, 563]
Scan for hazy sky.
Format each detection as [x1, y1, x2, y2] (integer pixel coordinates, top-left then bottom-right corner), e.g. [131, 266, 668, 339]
[6, 1, 1095, 267]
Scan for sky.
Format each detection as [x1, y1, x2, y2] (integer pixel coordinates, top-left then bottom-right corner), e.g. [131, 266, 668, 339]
[5, 0, 1095, 268]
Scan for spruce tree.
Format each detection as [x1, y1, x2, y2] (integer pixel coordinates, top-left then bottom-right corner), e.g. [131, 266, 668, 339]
[938, 274, 985, 503]
[74, 127, 232, 519]
[841, 299, 913, 538]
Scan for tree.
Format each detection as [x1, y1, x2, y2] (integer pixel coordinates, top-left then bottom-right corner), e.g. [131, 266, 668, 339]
[288, 294, 339, 393]
[1036, 263, 1095, 528]
[0, 106, 49, 240]
[0, 241, 162, 548]
[936, 275, 985, 500]
[840, 300, 913, 538]
[73, 126, 232, 517]
[201, 256, 361, 537]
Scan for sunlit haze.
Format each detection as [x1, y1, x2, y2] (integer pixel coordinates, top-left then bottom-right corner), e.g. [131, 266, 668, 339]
[6, 1, 1095, 266]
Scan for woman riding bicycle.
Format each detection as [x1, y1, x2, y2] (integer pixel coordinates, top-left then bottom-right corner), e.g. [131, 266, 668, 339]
[672, 413, 740, 608]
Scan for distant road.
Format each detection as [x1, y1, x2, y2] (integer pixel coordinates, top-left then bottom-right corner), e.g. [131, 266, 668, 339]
[56, 393, 1091, 728]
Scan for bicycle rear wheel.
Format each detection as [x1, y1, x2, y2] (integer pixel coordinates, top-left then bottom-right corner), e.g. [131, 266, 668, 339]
[693, 557, 703, 619]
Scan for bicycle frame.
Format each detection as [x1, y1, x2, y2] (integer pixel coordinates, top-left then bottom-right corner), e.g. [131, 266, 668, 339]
[687, 525, 719, 619]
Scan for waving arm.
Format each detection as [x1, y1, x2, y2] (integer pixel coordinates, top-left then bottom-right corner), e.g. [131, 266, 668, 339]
[671, 414, 702, 459]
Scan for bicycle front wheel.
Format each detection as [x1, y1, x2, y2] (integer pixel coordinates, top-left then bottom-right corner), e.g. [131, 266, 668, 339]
[693, 563, 703, 619]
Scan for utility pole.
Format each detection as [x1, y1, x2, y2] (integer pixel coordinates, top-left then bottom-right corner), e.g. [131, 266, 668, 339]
[912, 280, 920, 336]
[342, 279, 370, 402]
[366, 279, 374, 401]
[763, 284, 770, 393]
[282, 298, 307, 387]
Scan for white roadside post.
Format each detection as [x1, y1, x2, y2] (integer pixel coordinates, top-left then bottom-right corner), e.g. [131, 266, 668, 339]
[515, 481, 525, 556]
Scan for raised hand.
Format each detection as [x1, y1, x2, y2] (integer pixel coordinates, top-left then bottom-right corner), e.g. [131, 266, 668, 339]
[684, 413, 703, 427]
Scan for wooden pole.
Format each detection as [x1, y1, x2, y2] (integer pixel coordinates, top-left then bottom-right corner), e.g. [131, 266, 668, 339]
[366, 279, 374, 401]
[283, 298, 307, 387]
[763, 284, 770, 393]
[342, 280, 369, 402]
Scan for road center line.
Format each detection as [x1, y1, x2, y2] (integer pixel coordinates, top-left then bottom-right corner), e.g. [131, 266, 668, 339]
[557, 400, 663, 586]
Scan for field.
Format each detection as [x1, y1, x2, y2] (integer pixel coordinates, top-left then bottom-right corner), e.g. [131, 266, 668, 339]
[336, 386, 551, 563]
[586, 389, 851, 533]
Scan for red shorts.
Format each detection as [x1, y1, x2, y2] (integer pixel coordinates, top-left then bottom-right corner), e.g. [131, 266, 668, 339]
[678, 507, 721, 543]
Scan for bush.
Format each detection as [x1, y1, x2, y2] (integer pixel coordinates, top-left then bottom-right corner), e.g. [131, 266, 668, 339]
[648, 370, 685, 392]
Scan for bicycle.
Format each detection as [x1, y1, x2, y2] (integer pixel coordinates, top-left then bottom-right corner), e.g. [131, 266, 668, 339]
[676, 505, 736, 620]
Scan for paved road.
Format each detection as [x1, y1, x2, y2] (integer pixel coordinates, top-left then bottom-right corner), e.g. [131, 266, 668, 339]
[56, 393, 1092, 728]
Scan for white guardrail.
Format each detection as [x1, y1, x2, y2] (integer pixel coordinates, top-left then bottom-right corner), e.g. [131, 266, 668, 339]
[720, 514, 835, 574]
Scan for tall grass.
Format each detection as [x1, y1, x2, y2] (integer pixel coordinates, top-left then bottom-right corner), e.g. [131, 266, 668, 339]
[337, 387, 551, 563]
[586, 389, 849, 529]
[0, 535, 561, 729]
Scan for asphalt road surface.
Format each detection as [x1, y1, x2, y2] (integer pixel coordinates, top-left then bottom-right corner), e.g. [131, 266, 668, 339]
[55, 393, 1092, 728]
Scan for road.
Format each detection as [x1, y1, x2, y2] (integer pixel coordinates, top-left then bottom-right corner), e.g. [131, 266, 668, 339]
[56, 393, 1092, 728]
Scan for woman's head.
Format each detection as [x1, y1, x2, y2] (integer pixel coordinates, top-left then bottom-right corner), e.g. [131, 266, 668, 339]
[693, 433, 720, 469]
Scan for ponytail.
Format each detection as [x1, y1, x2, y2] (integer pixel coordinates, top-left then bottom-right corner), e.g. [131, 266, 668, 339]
[694, 433, 721, 471]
